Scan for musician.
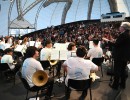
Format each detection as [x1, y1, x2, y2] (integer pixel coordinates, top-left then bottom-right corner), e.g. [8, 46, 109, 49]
[103, 22, 130, 90]
[0, 38, 5, 50]
[21, 37, 28, 54]
[63, 46, 98, 100]
[87, 38, 103, 60]
[40, 39, 52, 61]
[1, 48, 15, 69]
[10, 40, 19, 49]
[21, 46, 54, 100]
[67, 42, 77, 58]
[40, 39, 52, 69]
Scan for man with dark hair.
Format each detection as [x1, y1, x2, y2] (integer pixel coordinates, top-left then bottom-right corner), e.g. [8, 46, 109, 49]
[22, 46, 54, 100]
[87, 38, 103, 60]
[62, 46, 98, 100]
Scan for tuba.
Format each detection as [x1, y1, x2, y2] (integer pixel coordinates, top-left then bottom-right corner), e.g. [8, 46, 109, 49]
[48, 56, 58, 66]
[32, 70, 48, 87]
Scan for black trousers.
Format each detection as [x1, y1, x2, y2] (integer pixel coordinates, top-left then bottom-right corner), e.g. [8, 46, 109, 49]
[112, 60, 128, 89]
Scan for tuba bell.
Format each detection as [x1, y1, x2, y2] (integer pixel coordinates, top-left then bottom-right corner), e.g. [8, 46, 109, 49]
[32, 70, 48, 87]
[48, 56, 58, 66]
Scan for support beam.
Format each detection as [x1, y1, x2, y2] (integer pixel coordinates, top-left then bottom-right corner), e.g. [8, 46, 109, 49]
[87, 0, 94, 20]
[61, 0, 72, 24]
[17, 0, 44, 20]
[108, 0, 118, 12]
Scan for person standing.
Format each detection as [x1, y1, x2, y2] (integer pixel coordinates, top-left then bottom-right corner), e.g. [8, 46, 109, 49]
[103, 22, 130, 90]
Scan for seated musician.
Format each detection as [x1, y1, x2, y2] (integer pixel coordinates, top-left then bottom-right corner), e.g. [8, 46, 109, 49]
[21, 46, 54, 100]
[1, 48, 21, 77]
[86, 38, 103, 79]
[87, 38, 103, 60]
[40, 39, 52, 69]
[1, 48, 16, 69]
[62, 46, 98, 100]
[67, 42, 77, 58]
[10, 40, 20, 49]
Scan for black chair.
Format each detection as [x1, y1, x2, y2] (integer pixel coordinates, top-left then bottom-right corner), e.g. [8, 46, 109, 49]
[92, 57, 104, 77]
[40, 61, 56, 77]
[0, 49, 4, 56]
[0, 63, 10, 77]
[13, 51, 23, 57]
[0, 63, 20, 85]
[40, 61, 51, 70]
[17, 71, 43, 100]
[66, 78, 92, 100]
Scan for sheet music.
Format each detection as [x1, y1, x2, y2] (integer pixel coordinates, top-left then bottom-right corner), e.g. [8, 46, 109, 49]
[35, 42, 41, 48]
[4, 43, 11, 49]
[51, 49, 59, 60]
[14, 45, 24, 52]
[60, 50, 67, 60]
[50, 49, 67, 60]
[29, 41, 35, 46]
[53, 43, 68, 50]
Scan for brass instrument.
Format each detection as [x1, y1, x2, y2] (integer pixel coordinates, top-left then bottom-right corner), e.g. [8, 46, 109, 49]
[48, 56, 58, 66]
[32, 70, 48, 87]
[90, 72, 96, 82]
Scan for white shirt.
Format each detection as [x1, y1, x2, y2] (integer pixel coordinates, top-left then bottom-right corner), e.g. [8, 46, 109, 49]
[40, 47, 52, 60]
[1, 55, 15, 69]
[87, 46, 103, 60]
[63, 57, 98, 86]
[21, 58, 43, 87]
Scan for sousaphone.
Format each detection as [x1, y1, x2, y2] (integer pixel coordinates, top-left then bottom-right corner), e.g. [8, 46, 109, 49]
[32, 70, 48, 87]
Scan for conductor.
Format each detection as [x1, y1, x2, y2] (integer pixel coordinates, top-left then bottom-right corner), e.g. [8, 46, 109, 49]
[103, 22, 130, 90]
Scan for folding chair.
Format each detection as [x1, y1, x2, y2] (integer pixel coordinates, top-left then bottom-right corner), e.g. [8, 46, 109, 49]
[17, 71, 42, 100]
[0, 63, 20, 85]
[92, 57, 104, 77]
[65, 78, 92, 100]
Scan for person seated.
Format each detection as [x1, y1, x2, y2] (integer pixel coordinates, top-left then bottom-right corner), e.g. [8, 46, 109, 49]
[22, 46, 54, 100]
[87, 38, 103, 60]
[40, 39, 52, 61]
[62, 46, 98, 100]
[86, 38, 103, 79]
[1, 48, 15, 70]
[40, 39, 52, 70]
[67, 42, 77, 58]
[1, 48, 21, 79]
